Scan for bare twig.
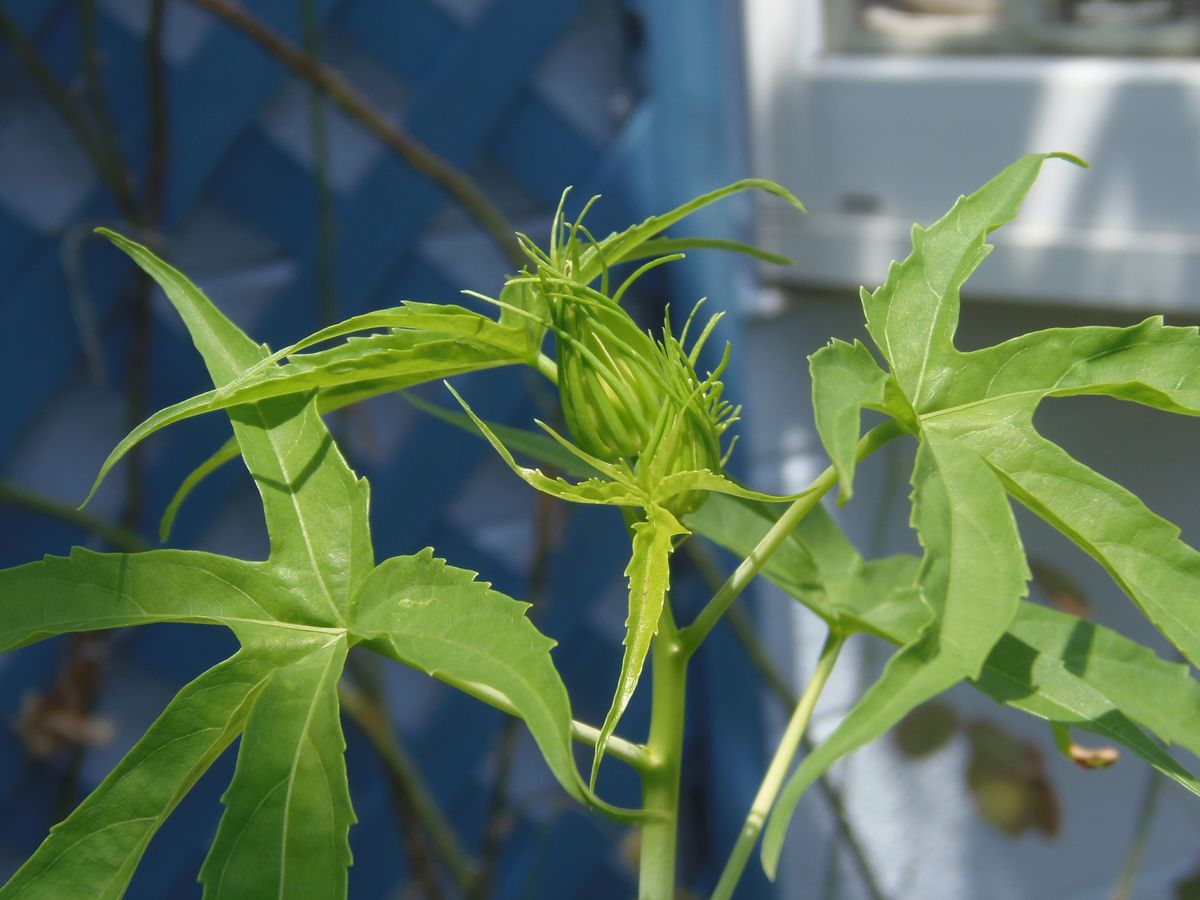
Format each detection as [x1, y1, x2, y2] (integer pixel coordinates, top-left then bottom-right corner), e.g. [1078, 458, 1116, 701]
[145, 0, 170, 224]
[79, 0, 138, 217]
[0, 9, 128, 211]
[299, 0, 339, 328]
[1111, 756, 1164, 899]
[0, 481, 149, 552]
[469, 488, 562, 899]
[183, 0, 524, 266]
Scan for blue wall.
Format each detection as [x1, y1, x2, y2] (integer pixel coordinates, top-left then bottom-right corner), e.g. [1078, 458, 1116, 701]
[0, 1, 775, 895]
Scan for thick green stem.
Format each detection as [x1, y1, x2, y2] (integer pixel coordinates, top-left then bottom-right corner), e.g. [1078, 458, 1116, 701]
[535, 352, 558, 384]
[712, 630, 846, 899]
[679, 421, 902, 656]
[432, 673, 651, 771]
[638, 603, 688, 900]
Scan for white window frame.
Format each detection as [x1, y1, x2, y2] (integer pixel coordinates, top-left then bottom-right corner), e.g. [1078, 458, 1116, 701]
[743, 0, 1200, 314]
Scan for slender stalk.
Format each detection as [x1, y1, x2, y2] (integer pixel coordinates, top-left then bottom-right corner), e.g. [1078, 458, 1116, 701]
[119, 0, 172, 532]
[0, 11, 106, 184]
[0, 8, 138, 216]
[712, 630, 846, 899]
[1112, 771, 1163, 900]
[80, 0, 136, 215]
[724, 606, 887, 900]
[638, 602, 688, 900]
[182, 0, 523, 266]
[684, 541, 886, 900]
[299, 0, 339, 328]
[145, 0, 170, 224]
[0, 481, 149, 552]
[679, 421, 903, 655]
[435, 674, 652, 772]
[338, 680, 477, 892]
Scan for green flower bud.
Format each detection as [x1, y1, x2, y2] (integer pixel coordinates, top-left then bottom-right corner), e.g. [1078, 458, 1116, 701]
[634, 334, 735, 516]
[520, 192, 739, 516]
[553, 290, 663, 461]
[551, 285, 737, 516]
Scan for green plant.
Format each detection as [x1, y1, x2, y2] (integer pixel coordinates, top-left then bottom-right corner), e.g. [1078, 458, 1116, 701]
[4, 154, 1200, 899]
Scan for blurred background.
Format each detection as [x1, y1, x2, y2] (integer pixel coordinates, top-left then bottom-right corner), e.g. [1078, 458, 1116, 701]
[2, 1, 1200, 897]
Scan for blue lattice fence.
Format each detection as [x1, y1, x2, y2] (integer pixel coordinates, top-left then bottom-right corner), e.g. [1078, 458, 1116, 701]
[0, 1, 773, 895]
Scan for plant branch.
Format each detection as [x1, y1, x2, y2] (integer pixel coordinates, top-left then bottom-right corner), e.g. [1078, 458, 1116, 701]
[299, 0, 339, 329]
[0, 482, 149, 552]
[685, 542, 887, 900]
[145, 0, 170, 224]
[729, 610, 886, 900]
[338, 679, 476, 893]
[79, 0, 137, 217]
[638, 601, 688, 899]
[440, 675, 652, 772]
[712, 629, 845, 900]
[679, 420, 903, 656]
[0, 9, 134, 216]
[182, 0, 524, 267]
[535, 352, 558, 384]
[1112, 770, 1163, 900]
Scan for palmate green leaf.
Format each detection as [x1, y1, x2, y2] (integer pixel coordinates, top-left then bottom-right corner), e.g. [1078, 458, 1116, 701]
[688, 494, 1200, 875]
[0, 549, 305, 649]
[0, 651, 271, 900]
[817, 155, 1200, 677]
[91, 231, 367, 896]
[807, 340, 896, 502]
[96, 230, 373, 616]
[200, 635, 353, 899]
[4, 232, 640, 897]
[766, 152, 1200, 874]
[97, 235, 627, 852]
[216, 300, 536, 388]
[89, 327, 529, 506]
[349, 549, 636, 820]
[766, 159, 1068, 855]
[592, 504, 686, 787]
[1005, 603, 1200, 760]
